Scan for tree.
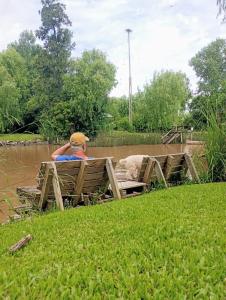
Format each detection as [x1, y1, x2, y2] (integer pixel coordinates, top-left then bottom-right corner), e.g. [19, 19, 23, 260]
[63, 49, 116, 136]
[142, 71, 190, 130]
[217, 0, 226, 21]
[189, 39, 226, 125]
[0, 66, 20, 132]
[9, 31, 42, 131]
[41, 49, 117, 140]
[0, 48, 28, 103]
[9, 30, 41, 62]
[36, 0, 75, 103]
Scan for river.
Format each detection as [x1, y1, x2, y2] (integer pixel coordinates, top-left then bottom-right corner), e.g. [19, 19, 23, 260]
[0, 143, 202, 223]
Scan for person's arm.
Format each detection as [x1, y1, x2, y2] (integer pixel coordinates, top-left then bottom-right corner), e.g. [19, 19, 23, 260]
[51, 143, 71, 160]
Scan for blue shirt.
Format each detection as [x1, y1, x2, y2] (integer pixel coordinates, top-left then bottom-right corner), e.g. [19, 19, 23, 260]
[55, 155, 83, 161]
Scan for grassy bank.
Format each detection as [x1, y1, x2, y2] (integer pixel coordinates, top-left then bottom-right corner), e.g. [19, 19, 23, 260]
[0, 183, 225, 299]
[0, 131, 206, 146]
[0, 133, 44, 142]
[89, 131, 162, 146]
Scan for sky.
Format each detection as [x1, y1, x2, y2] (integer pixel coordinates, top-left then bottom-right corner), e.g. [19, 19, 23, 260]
[0, 0, 225, 97]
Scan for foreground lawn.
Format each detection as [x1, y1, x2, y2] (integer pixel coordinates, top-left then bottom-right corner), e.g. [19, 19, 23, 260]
[0, 133, 44, 142]
[0, 183, 225, 299]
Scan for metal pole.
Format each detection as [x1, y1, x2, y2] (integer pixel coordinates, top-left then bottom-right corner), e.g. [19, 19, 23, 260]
[126, 28, 132, 125]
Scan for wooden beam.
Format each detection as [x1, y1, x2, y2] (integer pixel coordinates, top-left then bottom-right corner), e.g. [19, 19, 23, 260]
[184, 154, 200, 183]
[164, 155, 175, 180]
[154, 159, 168, 188]
[106, 158, 121, 199]
[50, 162, 64, 211]
[39, 163, 53, 210]
[74, 160, 88, 205]
[143, 157, 156, 184]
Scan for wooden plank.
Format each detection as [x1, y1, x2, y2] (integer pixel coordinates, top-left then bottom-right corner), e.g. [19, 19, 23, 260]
[85, 166, 106, 174]
[39, 163, 53, 210]
[164, 155, 175, 180]
[117, 181, 146, 190]
[74, 160, 88, 205]
[86, 158, 108, 168]
[50, 162, 64, 211]
[143, 157, 156, 184]
[184, 154, 200, 183]
[106, 158, 121, 199]
[154, 160, 168, 188]
[83, 179, 106, 188]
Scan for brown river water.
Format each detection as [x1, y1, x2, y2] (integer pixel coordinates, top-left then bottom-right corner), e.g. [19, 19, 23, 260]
[0, 143, 202, 223]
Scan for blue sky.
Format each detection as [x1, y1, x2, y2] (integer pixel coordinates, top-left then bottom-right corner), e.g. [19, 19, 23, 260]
[0, 0, 225, 96]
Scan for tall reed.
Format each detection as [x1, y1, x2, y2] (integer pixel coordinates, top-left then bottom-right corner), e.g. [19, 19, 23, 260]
[205, 112, 226, 181]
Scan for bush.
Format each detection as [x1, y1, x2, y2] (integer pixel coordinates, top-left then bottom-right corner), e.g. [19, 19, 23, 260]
[40, 101, 74, 141]
[115, 117, 133, 132]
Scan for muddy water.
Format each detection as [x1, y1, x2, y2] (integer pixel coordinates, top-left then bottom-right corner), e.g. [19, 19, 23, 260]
[0, 143, 202, 223]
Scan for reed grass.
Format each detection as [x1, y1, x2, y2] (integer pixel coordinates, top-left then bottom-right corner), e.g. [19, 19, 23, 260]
[89, 130, 162, 147]
[205, 113, 226, 181]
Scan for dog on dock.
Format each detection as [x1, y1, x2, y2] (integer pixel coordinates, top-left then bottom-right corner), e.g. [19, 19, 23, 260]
[118, 155, 148, 180]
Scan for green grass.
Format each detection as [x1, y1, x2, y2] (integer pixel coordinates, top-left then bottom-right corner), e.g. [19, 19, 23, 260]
[0, 133, 44, 142]
[89, 130, 162, 146]
[0, 183, 225, 299]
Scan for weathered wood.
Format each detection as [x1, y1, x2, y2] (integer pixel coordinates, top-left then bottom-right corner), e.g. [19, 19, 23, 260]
[154, 159, 168, 188]
[117, 181, 146, 190]
[106, 158, 121, 199]
[39, 164, 53, 210]
[74, 160, 88, 205]
[9, 234, 32, 253]
[50, 162, 64, 211]
[17, 186, 41, 206]
[143, 157, 156, 184]
[164, 155, 175, 180]
[184, 154, 200, 183]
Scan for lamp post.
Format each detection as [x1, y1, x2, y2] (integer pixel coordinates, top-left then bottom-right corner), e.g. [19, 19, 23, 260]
[126, 28, 132, 125]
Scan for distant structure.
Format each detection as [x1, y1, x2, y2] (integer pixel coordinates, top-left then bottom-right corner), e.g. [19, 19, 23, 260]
[126, 28, 132, 125]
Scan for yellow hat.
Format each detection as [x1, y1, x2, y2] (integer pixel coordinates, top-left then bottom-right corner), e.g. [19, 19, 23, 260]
[70, 132, 89, 146]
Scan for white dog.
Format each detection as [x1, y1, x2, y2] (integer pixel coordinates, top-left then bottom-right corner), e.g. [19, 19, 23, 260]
[118, 155, 149, 180]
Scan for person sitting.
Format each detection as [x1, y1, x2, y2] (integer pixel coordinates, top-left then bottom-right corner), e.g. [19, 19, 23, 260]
[51, 132, 89, 161]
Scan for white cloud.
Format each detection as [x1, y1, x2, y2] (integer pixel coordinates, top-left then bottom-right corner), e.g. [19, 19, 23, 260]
[0, 0, 225, 96]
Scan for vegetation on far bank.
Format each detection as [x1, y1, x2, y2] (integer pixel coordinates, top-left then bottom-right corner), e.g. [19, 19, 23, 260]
[0, 133, 43, 142]
[0, 130, 207, 147]
[0, 183, 225, 299]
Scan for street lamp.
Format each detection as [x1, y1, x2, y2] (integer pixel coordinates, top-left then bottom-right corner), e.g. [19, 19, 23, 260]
[126, 28, 132, 125]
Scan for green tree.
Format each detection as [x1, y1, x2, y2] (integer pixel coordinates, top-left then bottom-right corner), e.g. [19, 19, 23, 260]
[217, 0, 226, 21]
[0, 48, 28, 104]
[36, 0, 75, 103]
[142, 71, 190, 130]
[0, 66, 20, 132]
[63, 49, 116, 136]
[41, 49, 116, 139]
[9, 31, 42, 131]
[189, 39, 226, 125]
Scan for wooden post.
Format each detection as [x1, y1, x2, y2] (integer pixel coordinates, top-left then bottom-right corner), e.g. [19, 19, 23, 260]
[154, 159, 168, 188]
[50, 162, 64, 211]
[184, 154, 200, 183]
[39, 164, 53, 210]
[106, 158, 121, 199]
[143, 157, 156, 184]
[74, 160, 88, 206]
